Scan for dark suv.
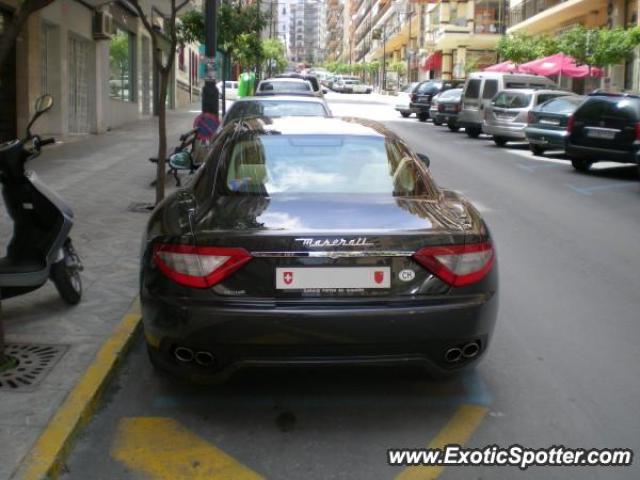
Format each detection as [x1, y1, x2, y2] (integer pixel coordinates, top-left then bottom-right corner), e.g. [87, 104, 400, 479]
[411, 80, 464, 122]
[566, 92, 640, 172]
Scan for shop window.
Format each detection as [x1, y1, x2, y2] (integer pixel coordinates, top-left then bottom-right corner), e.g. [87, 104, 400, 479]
[474, 0, 505, 34]
[109, 27, 134, 102]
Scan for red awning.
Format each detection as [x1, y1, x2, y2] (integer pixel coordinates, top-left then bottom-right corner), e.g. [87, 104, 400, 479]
[420, 51, 442, 72]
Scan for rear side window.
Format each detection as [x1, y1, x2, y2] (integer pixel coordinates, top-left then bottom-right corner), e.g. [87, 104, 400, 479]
[482, 80, 498, 99]
[493, 92, 532, 109]
[536, 93, 568, 105]
[418, 81, 442, 94]
[539, 96, 583, 113]
[465, 79, 481, 99]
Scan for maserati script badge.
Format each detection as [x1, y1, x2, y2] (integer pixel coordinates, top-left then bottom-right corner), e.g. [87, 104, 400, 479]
[295, 237, 375, 248]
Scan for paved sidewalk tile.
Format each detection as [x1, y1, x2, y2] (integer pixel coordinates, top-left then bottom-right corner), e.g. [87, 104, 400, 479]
[0, 105, 201, 480]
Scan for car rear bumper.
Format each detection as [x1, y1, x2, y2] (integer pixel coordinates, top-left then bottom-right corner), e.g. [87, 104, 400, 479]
[395, 106, 418, 113]
[433, 112, 459, 124]
[482, 122, 526, 139]
[524, 127, 568, 148]
[142, 292, 498, 379]
[411, 102, 431, 113]
[566, 143, 640, 164]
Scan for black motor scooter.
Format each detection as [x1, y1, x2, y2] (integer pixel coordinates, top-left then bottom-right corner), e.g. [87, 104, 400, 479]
[0, 94, 82, 305]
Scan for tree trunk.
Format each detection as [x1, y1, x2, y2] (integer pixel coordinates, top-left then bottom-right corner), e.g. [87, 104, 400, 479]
[0, 301, 8, 367]
[155, 71, 169, 204]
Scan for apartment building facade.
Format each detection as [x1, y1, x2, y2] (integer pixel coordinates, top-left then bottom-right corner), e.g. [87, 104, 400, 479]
[325, 0, 344, 62]
[508, 0, 640, 92]
[0, 0, 200, 142]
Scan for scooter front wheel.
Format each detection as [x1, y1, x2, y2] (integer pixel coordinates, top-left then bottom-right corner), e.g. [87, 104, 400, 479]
[51, 240, 82, 305]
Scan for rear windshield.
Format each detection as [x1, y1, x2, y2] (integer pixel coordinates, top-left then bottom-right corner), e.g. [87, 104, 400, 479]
[259, 81, 311, 92]
[493, 91, 532, 109]
[439, 88, 462, 99]
[577, 97, 640, 121]
[224, 135, 436, 197]
[418, 81, 442, 94]
[225, 101, 328, 123]
[536, 93, 567, 105]
[465, 79, 481, 99]
[538, 96, 583, 113]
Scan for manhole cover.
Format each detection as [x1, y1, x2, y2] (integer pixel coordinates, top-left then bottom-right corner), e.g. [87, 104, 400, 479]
[0, 344, 68, 391]
[127, 202, 155, 213]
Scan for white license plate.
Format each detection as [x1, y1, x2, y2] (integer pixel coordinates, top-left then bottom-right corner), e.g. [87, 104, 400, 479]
[539, 119, 559, 125]
[587, 129, 616, 139]
[276, 267, 391, 290]
[446, 105, 457, 112]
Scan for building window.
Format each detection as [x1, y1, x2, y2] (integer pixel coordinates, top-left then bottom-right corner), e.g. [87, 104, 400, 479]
[474, 0, 505, 34]
[109, 27, 134, 102]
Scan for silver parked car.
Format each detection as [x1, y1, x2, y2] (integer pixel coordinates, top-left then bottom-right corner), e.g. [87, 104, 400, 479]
[483, 89, 574, 147]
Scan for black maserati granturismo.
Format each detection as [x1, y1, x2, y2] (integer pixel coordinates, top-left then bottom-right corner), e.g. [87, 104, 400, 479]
[140, 116, 498, 381]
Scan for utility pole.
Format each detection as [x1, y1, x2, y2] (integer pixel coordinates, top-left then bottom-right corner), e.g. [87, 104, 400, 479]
[202, 0, 219, 116]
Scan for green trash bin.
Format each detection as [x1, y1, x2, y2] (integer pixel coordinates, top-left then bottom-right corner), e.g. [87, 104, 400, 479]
[238, 72, 256, 98]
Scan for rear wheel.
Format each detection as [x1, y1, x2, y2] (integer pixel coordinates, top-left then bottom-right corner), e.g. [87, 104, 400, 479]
[433, 118, 443, 126]
[493, 136, 508, 147]
[466, 126, 481, 138]
[418, 112, 428, 122]
[400, 112, 410, 118]
[571, 158, 593, 172]
[530, 144, 545, 156]
[448, 123, 459, 132]
[50, 240, 82, 305]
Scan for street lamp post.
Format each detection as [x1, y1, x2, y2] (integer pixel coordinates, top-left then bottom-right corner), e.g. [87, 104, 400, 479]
[404, 6, 414, 84]
[202, 0, 219, 116]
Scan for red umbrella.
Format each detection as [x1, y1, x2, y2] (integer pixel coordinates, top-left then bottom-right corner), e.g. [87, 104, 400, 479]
[483, 61, 522, 73]
[519, 53, 603, 78]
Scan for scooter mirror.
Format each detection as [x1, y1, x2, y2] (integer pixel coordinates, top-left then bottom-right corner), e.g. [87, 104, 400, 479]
[35, 94, 54, 114]
[169, 151, 192, 171]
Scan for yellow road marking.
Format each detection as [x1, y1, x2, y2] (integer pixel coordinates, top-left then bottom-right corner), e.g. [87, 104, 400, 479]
[17, 307, 141, 480]
[112, 417, 265, 480]
[394, 404, 488, 480]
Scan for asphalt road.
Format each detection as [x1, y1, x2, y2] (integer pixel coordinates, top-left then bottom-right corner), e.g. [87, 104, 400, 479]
[63, 94, 640, 480]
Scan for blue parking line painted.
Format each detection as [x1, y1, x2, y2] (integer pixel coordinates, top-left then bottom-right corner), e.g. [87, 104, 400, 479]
[566, 181, 638, 196]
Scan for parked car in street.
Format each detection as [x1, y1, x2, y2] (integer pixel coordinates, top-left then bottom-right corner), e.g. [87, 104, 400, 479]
[458, 72, 557, 138]
[525, 95, 584, 155]
[222, 96, 332, 126]
[335, 78, 370, 94]
[566, 92, 640, 172]
[411, 80, 464, 122]
[430, 88, 464, 130]
[395, 82, 420, 118]
[217, 81, 239, 100]
[274, 73, 327, 96]
[255, 78, 314, 96]
[141, 116, 498, 382]
[483, 89, 574, 147]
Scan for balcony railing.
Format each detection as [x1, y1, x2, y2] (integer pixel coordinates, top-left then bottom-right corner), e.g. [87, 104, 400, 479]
[508, 0, 566, 27]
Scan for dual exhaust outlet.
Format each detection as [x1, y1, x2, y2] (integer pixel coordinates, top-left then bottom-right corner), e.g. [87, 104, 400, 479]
[444, 341, 481, 363]
[174, 346, 216, 366]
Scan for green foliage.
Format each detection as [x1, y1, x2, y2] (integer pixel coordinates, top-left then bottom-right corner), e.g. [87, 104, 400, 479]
[388, 60, 406, 75]
[557, 25, 591, 65]
[556, 26, 640, 67]
[534, 35, 559, 58]
[109, 31, 129, 73]
[496, 33, 541, 64]
[178, 10, 205, 45]
[262, 38, 287, 74]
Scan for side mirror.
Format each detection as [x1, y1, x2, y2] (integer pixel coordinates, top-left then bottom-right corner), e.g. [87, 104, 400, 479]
[417, 153, 431, 168]
[26, 94, 54, 137]
[35, 94, 54, 114]
[169, 151, 192, 171]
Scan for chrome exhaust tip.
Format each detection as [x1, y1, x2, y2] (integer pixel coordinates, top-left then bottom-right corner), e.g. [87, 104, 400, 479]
[462, 342, 480, 359]
[444, 347, 463, 363]
[174, 346, 194, 363]
[194, 351, 215, 366]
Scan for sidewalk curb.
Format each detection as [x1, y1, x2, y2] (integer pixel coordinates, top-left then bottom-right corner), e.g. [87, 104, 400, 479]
[12, 299, 142, 480]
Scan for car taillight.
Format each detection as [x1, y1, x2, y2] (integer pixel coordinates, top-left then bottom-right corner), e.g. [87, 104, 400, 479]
[527, 111, 536, 124]
[413, 242, 494, 287]
[566, 115, 574, 133]
[411, 93, 417, 102]
[635, 123, 640, 140]
[438, 104, 445, 112]
[153, 244, 252, 288]
[454, 104, 460, 113]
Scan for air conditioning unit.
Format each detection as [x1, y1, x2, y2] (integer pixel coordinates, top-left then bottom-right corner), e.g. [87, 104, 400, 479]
[93, 11, 115, 40]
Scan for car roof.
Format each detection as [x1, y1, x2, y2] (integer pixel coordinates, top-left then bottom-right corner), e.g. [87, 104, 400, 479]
[229, 116, 394, 139]
[260, 78, 310, 84]
[499, 88, 566, 95]
[232, 95, 325, 103]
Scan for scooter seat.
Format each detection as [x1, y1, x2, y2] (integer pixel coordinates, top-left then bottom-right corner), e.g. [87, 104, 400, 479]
[0, 256, 46, 274]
